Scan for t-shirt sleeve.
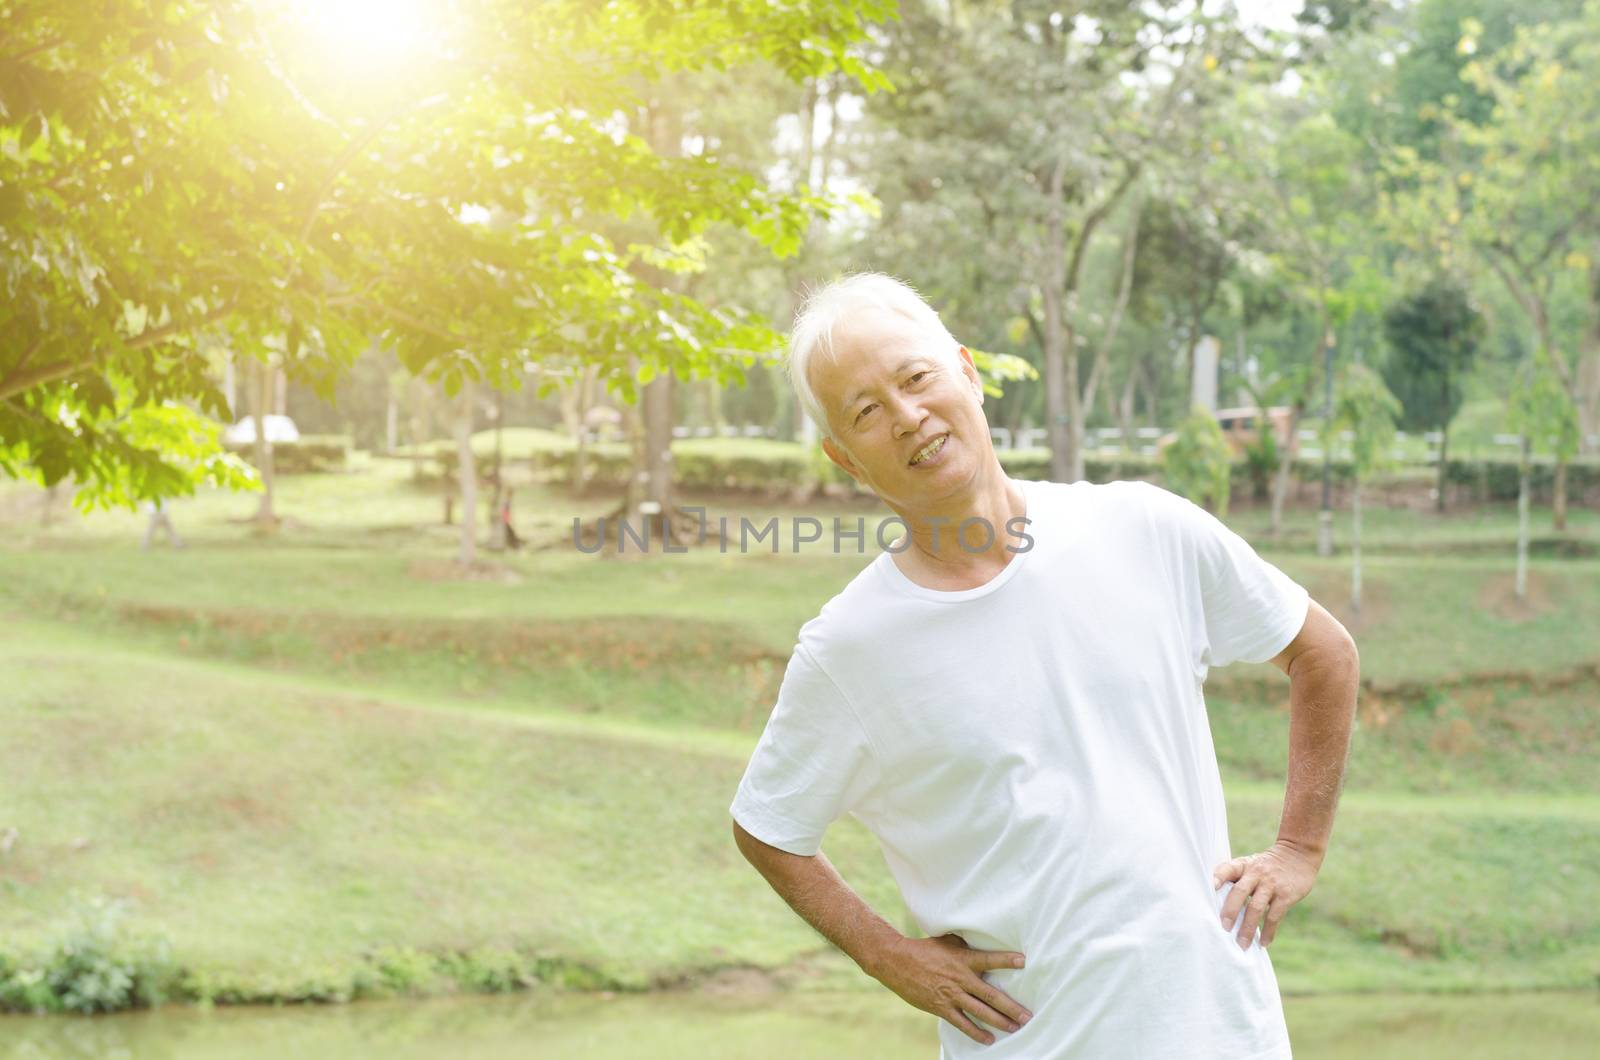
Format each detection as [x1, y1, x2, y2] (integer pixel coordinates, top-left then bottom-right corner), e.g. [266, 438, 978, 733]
[1139, 482, 1309, 671]
[728, 644, 881, 857]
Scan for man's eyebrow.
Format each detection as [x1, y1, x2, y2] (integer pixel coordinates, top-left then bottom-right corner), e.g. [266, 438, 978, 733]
[839, 357, 926, 416]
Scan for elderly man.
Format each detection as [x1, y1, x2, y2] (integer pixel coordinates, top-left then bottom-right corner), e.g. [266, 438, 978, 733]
[728, 273, 1360, 1058]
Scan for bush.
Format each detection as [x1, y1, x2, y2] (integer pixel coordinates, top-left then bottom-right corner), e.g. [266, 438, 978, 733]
[413, 431, 1600, 504]
[1241, 430, 1279, 500]
[370, 946, 441, 996]
[226, 434, 351, 475]
[0, 897, 176, 1014]
[1161, 410, 1233, 515]
[1442, 457, 1600, 503]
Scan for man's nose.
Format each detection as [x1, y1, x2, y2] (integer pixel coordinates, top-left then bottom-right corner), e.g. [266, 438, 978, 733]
[889, 394, 927, 437]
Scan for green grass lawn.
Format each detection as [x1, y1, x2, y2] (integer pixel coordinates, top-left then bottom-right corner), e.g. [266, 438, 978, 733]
[1225, 500, 1600, 555]
[0, 464, 1596, 1008]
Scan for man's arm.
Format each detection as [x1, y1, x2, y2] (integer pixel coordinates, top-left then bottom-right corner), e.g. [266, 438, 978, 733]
[732, 820, 1033, 1046]
[1267, 597, 1361, 871]
[1214, 597, 1360, 949]
[731, 820, 906, 975]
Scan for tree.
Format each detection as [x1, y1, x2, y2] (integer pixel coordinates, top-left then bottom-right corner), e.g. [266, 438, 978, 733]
[1161, 408, 1233, 517]
[1508, 346, 1580, 546]
[853, 0, 1262, 483]
[1127, 179, 1252, 416]
[1214, 87, 1388, 543]
[1331, 362, 1402, 613]
[0, 0, 896, 513]
[454, 378, 479, 566]
[1381, 275, 1485, 511]
[1397, 5, 1600, 465]
[1329, 0, 1589, 163]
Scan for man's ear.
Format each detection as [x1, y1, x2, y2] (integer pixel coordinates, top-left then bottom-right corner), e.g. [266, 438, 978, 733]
[957, 345, 983, 404]
[821, 436, 863, 482]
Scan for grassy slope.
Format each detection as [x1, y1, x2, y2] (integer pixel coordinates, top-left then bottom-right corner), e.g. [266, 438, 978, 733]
[2, 618, 1596, 999]
[0, 464, 1596, 1000]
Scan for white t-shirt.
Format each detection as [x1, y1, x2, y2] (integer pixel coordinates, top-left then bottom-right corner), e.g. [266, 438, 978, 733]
[729, 478, 1308, 1059]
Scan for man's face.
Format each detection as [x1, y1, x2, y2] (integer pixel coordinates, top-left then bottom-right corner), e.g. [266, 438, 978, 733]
[812, 308, 990, 507]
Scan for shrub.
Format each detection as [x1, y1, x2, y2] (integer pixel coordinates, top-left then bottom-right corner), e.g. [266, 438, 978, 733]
[1161, 409, 1233, 515]
[226, 434, 351, 474]
[0, 897, 176, 1014]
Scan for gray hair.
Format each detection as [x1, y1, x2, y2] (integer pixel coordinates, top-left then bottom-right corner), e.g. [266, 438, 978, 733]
[786, 272, 962, 439]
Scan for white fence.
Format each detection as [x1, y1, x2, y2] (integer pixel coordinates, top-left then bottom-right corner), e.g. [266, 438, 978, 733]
[646, 423, 1600, 459]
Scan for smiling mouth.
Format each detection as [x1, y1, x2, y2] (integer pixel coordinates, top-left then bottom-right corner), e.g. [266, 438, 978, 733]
[909, 433, 949, 466]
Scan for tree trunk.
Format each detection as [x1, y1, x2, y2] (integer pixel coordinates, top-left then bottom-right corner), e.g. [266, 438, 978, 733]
[1316, 327, 1336, 559]
[1236, 324, 1251, 407]
[222, 351, 237, 419]
[798, 77, 818, 189]
[1516, 436, 1530, 601]
[704, 378, 725, 437]
[572, 364, 596, 499]
[384, 386, 399, 453]
[1140, 365, 1158, 434]
[1042, 164, 1138, 483]
[1110, 359, 1140, 467]
[1489, 252, 1589, 451]
[251, 357, 276, 527]
[816, 76, 839, 191]
[611, 95, 690, 549]
[1064, 331, 1085, 482]
[1184, 311, 1204, 411]
[1081, 200, 1141, 435]
[1042, 162, 1072, 483]
[641, 371, 676, 514]
[408, 377, 432, 482]
[1269, 400, 1302, 538]
[456, 378, 478, 568]
[1436, 369, 1450, 513]
[1578, 347, 1600, 455]
[1553, 455, 1568, 532]
[488, 389, 507, 551]
[1350, 478, 1363, 614]
[1580, 260, 1600, 454]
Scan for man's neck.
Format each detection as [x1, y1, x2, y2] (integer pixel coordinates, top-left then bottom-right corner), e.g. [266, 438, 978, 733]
[885, 465, 1028, 588]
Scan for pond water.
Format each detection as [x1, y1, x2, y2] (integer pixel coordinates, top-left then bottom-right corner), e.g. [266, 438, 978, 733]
[3, 987, 1597, 1058]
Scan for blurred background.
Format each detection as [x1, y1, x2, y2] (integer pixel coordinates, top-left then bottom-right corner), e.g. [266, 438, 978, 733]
[1, 0, 1597, 1056]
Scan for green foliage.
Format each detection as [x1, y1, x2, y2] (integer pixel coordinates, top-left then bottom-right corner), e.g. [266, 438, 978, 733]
[1241, 427, 1280, 501]
[1160, 407, 1234, 515]
[1385, 0, 1600, 432]
[0, 897, 176, 1014]
[852, 0, 1265, 445]
[1332, 362, 1404, 479]
[227, 434, 352, 475]
[0, 0, 898, 503]
[1440, 456, 1600, 501]
[967, 347, 1039, 398]
[1235, 373, 1301, 500]
[1507, 347, 1580, 461]
[1380, 276, 1486, 433]
[806, 437, 841, 489]
[1218, 94, 1387, 332]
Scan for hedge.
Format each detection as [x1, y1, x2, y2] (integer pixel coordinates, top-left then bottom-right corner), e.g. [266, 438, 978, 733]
[416, 434, 1599, 503]
[227, 434, 352, 474]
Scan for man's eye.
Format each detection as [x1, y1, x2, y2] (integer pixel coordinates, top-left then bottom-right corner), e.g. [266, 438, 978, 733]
[909, 372, 928, 383]
[856, 404, 876, 423]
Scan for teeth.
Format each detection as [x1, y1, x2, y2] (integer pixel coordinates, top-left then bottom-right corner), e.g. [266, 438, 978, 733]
[912, 434, 947, 465]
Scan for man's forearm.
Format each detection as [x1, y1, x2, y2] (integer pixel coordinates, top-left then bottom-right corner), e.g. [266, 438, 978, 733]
[1277, 641, 1360, 868]
[733, 824, 906, 979]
